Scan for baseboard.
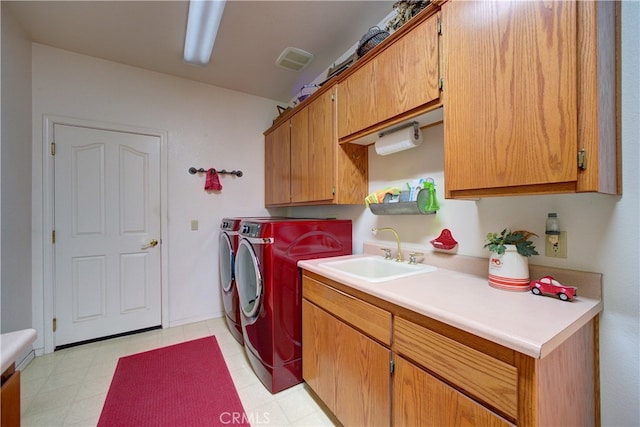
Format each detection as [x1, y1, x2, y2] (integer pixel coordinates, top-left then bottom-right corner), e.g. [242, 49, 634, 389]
[16, 349, 35, 372]
[168, 312, 223, 328]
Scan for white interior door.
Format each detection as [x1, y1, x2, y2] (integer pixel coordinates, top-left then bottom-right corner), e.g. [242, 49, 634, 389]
[53, 124, 162, 347]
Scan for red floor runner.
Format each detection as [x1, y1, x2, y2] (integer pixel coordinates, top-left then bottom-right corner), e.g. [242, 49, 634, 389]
[97, 336, 249, 427]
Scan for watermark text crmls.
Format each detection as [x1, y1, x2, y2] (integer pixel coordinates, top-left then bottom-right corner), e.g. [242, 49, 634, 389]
[220, 411, 271, 425]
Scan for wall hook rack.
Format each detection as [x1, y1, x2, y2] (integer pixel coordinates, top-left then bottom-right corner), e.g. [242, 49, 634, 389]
[188, 167, 243, 177]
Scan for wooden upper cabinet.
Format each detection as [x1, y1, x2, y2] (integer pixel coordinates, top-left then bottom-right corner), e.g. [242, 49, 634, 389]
[376, 11, 440, 123]
[337, 60, 378, 139]
[333, 141, 368, 204]
[442, 0, 618, 198]
[306, 89, 335, 202]
[264, 119, 290, 205]
[337, 10, 442, 142]
[264, 84, 368, 207]
[290, 106, 310, 203]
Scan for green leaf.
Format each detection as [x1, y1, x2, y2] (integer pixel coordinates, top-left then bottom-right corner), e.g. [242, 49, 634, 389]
[516, 241, 539, 257]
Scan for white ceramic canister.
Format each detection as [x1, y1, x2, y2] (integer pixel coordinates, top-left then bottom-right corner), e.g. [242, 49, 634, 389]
[488, 245, 530, 291]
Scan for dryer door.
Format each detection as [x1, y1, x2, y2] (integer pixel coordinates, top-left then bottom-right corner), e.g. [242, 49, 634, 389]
[235, 239, 263, 318]
[218, 232, 234, 292]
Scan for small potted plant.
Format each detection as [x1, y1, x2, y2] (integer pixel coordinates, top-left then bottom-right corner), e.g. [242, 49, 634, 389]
[484, 229, 538, 291]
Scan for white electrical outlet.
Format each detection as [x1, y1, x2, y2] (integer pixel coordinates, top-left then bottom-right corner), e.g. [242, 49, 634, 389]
[545, 231, 567, 258]
[190, 220, 198, 231]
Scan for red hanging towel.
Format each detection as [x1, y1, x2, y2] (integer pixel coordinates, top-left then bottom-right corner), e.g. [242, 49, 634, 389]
[204, 168, 222, 191]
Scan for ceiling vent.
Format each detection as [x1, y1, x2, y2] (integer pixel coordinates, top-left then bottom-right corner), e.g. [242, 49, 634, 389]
[275, 47, 314, 72]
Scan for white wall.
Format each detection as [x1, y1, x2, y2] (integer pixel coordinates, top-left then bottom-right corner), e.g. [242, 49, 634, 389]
[31, 44, 276, 351]
[290, 4, 640, 425]
[1, 4, 33, 333]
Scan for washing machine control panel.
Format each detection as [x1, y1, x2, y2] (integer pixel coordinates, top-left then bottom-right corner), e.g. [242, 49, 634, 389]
[240, 223, 262, 237]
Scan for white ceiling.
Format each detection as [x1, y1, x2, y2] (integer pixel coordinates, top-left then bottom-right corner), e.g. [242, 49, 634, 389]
[5, 0, 396, 103]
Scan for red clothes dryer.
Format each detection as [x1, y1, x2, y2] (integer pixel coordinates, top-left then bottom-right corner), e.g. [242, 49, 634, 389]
[234, 218, 352, 393]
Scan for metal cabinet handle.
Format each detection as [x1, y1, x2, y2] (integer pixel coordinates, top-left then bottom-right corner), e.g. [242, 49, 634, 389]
[141, 239, 159, 249]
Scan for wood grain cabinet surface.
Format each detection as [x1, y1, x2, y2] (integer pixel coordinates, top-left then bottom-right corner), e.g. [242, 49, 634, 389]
[337, 10, 441, 143]
[264, 119, 290, 206]
[264, 85, 368, 207]
[441, 0, 618, 198]
[265, 0, 618, 204]
[1, 365, 20, 427]
[301, 270, 599, 427]
[302, 277, 391, 426]
[393, 356, 512, 427]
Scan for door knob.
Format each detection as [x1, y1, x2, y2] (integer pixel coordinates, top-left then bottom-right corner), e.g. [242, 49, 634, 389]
[141, 239, 159, 249]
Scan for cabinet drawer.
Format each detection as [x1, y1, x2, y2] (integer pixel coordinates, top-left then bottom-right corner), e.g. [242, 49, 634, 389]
[393, 317, 518, 419]
[394, 356, 513, 426]
[302, 275, 391, 345]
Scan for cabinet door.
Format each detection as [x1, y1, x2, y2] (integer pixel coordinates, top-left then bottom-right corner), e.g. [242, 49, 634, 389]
[302, 299, 391, 426]
[376, 12, 440, 123]
[334, 142, 368, 204]
[337, 60, 378, 139]
[264, 120, 290, 205]
[302, 299, 337, 410]
[393, 356, 513, 427]
[306, 89, 335, 202]
[442, 1, 577, 195]
[290, 107, 309, 203]
[1, 369, 20, 427]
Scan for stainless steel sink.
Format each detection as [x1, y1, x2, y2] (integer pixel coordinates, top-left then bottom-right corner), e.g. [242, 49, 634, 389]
[319, 256, 437, 283]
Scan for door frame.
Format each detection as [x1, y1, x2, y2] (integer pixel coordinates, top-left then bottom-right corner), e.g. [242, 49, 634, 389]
[39, 115, 169, 354]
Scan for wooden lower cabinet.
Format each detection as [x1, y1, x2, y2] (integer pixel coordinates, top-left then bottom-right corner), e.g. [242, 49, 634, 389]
[393, 356, 512, 426]
[301, 271, 598, 426]
[302, 299, 391, 426]
[1, 365, 21, 427]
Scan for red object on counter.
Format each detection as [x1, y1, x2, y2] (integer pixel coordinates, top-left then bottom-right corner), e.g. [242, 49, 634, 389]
[530, 276, 577, 301]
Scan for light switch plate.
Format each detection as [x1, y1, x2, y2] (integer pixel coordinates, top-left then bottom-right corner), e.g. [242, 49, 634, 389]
[190, 220, 198, 231]
[545, 231, 567, 258]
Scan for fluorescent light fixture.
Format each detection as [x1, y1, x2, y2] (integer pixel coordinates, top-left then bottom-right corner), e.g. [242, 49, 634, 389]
[183, 0, 226, 66]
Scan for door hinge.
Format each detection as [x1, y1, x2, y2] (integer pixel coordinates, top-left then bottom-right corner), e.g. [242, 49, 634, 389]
[332, 186, 336, 196]
[52, 318, 57, 332]
[390, 358, 395, 374]
[578, 149, 587, 170]
[437, 19, 442, 35]
[50, 142, 56, 156]
[439, 78, 444, 90]
[52, 230, 56, 244]
[331, 93, 335, 102]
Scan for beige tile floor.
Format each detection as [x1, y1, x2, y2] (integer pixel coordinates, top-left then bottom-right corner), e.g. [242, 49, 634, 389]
[20, 318, 338, 426]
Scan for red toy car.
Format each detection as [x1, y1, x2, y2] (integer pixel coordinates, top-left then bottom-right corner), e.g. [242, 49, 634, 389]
[529, 276, 577, 301]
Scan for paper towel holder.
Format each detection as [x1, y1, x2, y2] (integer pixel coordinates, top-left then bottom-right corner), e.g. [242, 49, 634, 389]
[378, 121, 420, 140]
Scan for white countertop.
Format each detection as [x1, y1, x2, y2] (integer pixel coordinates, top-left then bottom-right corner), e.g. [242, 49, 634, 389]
[299, 254, 602, 358]
[1, 329, 37, 373]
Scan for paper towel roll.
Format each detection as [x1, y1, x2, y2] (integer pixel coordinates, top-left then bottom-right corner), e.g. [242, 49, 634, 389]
[374, 126, 423, 156]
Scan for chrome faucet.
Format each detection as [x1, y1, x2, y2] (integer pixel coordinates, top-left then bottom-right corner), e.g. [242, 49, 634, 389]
[372, 227, 403, 262]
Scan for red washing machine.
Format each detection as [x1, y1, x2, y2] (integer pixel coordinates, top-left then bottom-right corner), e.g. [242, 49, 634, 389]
[234, 218, 352, 393]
